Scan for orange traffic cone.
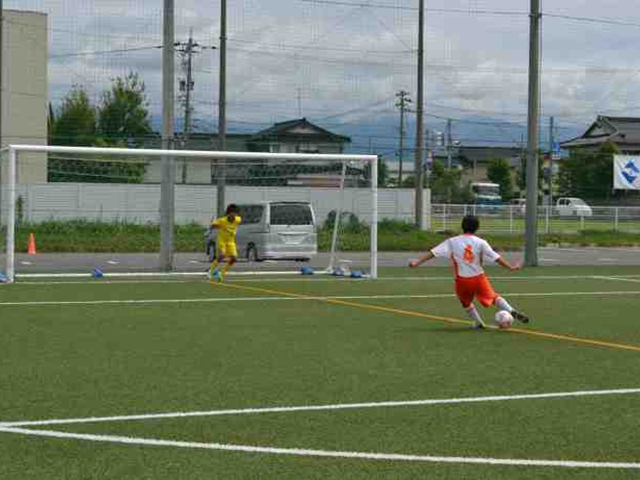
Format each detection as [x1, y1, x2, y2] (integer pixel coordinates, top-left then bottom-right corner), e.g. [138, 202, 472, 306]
[27, 233, 37, 255]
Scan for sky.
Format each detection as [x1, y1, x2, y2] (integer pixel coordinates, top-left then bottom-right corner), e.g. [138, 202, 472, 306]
[5, 0, 640, 155]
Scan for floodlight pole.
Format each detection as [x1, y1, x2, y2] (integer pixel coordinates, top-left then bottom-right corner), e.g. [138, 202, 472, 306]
[160, 0, 176, 271]
[414, 0, 425, 229]
[217, 0, 227, 217]
[524, 0, 541, 267]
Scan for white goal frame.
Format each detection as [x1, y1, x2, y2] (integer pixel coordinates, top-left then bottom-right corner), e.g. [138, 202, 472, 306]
[1, 144, 378, 283]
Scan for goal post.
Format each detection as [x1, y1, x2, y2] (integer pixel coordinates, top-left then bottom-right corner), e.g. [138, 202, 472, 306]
[1, 144, 378, 283]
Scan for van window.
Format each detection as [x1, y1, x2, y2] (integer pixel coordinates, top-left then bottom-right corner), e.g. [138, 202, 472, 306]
[270, 204, 313, 225]
[239, 205, 264, 225]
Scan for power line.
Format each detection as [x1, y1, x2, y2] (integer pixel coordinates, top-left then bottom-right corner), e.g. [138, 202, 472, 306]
[50, 46, 162, 59]
[228, 38, 411, 54]
[543, 12, 640, 29]
[297, 0, 527, 16]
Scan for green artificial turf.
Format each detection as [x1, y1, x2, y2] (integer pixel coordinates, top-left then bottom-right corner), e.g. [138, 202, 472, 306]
[1, 266, 639, 479]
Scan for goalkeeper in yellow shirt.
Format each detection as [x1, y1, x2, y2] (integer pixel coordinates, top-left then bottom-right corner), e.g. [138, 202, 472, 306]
[209, 204, 242, 282]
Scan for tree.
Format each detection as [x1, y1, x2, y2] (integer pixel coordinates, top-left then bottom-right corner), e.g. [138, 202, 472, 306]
[516, 150, 544, 195]
[363, 156, 390, 187]
[487, 158, 514, 200]
[48, 80, 148, 183]
[98, 72, 152, 146]
[49, 86, 96, 146]
[558, 141, 619, 200]
[406, 161, 472, 203]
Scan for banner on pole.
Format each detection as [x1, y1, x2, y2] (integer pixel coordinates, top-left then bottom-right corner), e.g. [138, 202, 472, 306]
[614, 155, 640, 190]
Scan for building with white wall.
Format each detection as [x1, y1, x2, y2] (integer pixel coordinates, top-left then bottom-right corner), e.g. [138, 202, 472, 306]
[2, 9, 48, 183]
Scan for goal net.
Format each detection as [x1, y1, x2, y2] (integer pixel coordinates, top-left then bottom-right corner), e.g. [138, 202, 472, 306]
[0, 145, 378, 283]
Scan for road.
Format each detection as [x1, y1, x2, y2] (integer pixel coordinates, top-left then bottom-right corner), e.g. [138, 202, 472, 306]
[7, 246, 640, 277]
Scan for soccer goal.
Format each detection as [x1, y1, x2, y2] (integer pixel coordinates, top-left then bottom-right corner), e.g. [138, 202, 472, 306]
[0, 145, 378, 283]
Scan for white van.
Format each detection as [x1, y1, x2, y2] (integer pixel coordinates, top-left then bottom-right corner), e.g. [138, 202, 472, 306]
[206, 201, 318, 262]
[555, 197, 593, 217]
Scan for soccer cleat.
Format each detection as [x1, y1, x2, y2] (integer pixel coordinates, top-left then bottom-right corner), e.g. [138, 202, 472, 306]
[511, 310, 530, 324]
[472, 321, 486, 330]
[209, 268, 220, 282]
[217, 270, 226, 283]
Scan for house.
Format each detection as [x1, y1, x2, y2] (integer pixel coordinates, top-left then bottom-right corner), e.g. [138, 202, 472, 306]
[457, 146, 522, 184]
[143, 118, 351, 184]
[247, 118, 350, 154]
[561, 116, 640, 153]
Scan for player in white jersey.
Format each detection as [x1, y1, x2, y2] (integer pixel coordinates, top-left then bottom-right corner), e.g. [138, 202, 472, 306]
[409, 215, 530, 329]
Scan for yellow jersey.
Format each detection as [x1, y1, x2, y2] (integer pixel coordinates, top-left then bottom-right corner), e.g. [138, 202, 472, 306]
[211, 215, 242, 243]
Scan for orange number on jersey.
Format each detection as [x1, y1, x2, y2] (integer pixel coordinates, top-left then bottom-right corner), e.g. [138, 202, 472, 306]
[463, 245, 475, 263]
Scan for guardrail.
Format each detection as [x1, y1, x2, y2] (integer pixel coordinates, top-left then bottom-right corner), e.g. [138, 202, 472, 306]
[431, 204, 640, 234]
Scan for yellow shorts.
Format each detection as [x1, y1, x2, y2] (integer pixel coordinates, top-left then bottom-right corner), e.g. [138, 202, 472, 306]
[217, 241, 238, 258]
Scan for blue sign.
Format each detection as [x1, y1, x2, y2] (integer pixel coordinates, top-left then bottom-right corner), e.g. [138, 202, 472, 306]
[622, 160, 640, 185]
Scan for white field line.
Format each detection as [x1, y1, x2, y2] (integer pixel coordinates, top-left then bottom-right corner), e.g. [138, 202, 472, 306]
[2, 388, 639, 428]
[0, 426, 638, 470]
[9, 274, 640, 287]
[2, 291, 640, 308]
[543, 246, 640, 253]
[593, 276, 640, 284]
[11, 272, 640, 288]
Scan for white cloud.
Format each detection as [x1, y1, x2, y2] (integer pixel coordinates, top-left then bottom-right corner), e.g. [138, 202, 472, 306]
[6, 0, 640, 140]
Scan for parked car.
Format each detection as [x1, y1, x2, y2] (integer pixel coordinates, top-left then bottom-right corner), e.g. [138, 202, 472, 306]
[205, 201, 318, 262]
[555, 197, 593, 217]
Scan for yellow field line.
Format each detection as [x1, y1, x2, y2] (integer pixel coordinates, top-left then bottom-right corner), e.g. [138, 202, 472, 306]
[216, 281, 640, 353]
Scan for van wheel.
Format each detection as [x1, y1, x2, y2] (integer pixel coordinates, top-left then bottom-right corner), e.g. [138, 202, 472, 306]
[247, 245, 262, 263]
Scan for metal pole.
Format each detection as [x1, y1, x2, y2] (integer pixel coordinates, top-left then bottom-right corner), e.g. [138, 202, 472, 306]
[446, 119, 452, 169]
[446, 118, 452, 203]
[0, 0, 4, 235]
[0, 0, 3, 150]
[160, 0, 175, 272]
[182, 30, 194, 183]
[6, 148, 15, 283]
[328, 161, 347, 273]
[524, 0, 541, 267]
[414, 0, 425, 229]
[371, 156, 378, 279]
[399, 95, 404, 186]
[217, 0, 227, 217]
[548, 115, 554, 207]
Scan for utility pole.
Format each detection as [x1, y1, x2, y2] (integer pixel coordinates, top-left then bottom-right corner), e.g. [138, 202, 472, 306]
[446, 118, 452, 169]
[524, 0, 541, 267]
[548, 116, 555, 207]
[296, 87, 302, 118]
[395, 90, 411, 187]
[217, 0, 228, 217]
[160, 0, 176, 271]
[0, 0, 3, 150]
[176, 29, 215, 183]
[414, 0, 425, 229]
[178, 30, 195, 184]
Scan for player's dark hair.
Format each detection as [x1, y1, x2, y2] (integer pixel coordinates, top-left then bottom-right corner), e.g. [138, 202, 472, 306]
[226, 203, 240, 214]
[462, 215, 479, 234]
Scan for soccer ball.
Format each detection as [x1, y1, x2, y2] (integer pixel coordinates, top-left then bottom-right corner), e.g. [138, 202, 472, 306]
[494, 310, 514, 329]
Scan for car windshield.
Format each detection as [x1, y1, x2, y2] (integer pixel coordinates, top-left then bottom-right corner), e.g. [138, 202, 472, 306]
[572, 199, 587, 206]
[270, 204, 313, 225]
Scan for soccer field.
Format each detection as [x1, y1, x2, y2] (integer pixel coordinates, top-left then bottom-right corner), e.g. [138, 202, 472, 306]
[1, 266, 640, 479]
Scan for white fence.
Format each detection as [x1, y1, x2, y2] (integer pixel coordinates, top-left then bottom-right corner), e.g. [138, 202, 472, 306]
[11, 184, 639, 234]
[431, 204, 640, 234]
[14, 183, 426, 226]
